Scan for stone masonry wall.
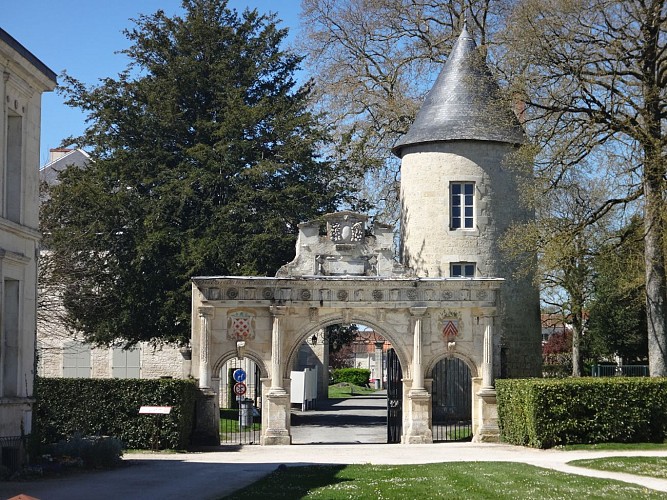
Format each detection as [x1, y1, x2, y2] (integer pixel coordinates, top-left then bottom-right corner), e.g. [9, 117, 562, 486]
[400, 140, 542, 377]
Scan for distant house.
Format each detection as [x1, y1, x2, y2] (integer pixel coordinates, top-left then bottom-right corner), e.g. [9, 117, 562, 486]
[0, 28, 56, 464]
[541, 313, 572, 345]
[39, 147, 91, 186]
[37, 149, 187, 381]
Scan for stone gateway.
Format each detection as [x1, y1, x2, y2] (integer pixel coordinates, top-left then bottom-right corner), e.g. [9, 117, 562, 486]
[189, 27, 541, 445]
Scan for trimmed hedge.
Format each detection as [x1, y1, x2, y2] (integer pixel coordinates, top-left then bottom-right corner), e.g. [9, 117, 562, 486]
[34, 378, 198, 449]
[496, 377, 667, 448]
[331, 368, 371, 387]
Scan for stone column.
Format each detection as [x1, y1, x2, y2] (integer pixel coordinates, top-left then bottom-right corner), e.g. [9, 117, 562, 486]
[269, 307, 286, 393]
[404, 307, 432, 444]
[411, 307, 426, 391]
[191, 306, 220, 445]
[482, 316, 494, 390]
[198, 306, 213, 389]
[261, 306, 291, 445]
[474, 315, 500, 443]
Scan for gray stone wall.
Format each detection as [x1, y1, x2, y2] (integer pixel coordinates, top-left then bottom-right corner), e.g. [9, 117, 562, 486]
[37, 336, 184, 379]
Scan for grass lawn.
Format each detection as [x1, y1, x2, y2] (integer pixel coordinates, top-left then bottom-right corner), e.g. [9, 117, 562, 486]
[569, 456, 667, 479]
[562, 442, 667, 451]
[222, 462, 664, 499]
[220, 409, 260, 434]
[328, 383, 377, 398]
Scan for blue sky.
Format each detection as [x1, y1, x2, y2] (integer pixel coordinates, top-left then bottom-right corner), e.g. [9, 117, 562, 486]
[3, 1, 302, 165]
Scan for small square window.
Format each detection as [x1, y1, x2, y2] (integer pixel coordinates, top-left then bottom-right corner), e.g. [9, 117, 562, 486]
[451, 262, 475, 277]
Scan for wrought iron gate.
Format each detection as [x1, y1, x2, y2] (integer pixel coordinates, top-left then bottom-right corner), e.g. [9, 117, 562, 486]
[431, 357, 472, 441]
[219, 359, 262, 445]
[386, 348, 403, 443]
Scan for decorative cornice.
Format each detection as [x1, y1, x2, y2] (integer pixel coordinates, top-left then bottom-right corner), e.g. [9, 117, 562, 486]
[192, 276, 501, 309]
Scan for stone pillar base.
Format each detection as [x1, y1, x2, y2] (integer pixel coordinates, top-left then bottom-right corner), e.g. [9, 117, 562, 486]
[472, 387, 500, 443]
[261, 388, 291, 445]
[191, 388, 221, 446]
[402, 388, 433, 444]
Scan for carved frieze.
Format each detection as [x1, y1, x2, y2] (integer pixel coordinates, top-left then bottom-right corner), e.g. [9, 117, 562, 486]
[192, 277, 499, 309]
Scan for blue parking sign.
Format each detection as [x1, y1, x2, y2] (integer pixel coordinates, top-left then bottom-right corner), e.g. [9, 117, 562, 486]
[233, 368, 246, 383]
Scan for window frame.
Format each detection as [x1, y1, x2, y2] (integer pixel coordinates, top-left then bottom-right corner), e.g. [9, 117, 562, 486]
[450, 182, 475, 230]
[450, 262, 476, 278]
[63, 341, 92, 378]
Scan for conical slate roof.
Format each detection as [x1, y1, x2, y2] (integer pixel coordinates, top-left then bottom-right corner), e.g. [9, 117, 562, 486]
[392, 27, 524, 157]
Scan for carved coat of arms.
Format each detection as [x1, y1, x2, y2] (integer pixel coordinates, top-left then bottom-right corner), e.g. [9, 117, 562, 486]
[438, 310, 460, 340]
[227, 311, 255, 340]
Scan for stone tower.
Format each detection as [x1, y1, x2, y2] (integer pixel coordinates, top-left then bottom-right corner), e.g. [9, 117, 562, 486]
[393, 27, 541, 377]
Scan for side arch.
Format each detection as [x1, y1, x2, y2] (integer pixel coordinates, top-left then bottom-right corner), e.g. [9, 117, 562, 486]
[212, 349, 269, 379]
[428, 354, 474, 442]
[424, 351, 479, 379]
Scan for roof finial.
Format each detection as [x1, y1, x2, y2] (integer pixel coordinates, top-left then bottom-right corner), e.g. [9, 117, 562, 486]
[460, 10, 472, 41]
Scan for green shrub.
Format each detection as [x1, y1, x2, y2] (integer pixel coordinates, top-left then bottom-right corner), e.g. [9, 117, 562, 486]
[34, 378, 198, 450]
[497, 377, 667, 448]
[48, 433, 123, 468]
[331, 368, 371, 387]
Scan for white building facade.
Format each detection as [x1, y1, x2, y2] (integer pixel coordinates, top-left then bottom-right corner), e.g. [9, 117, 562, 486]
[0, 28, 56, 444]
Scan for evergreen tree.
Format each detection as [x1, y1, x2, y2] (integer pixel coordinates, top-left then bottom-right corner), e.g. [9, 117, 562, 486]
[586, 219, 648, 363]
[41, 0, 348, 346]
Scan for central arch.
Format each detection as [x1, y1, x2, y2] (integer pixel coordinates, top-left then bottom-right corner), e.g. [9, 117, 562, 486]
[285, 317, 405, 445]
[285, 315, 409, 382]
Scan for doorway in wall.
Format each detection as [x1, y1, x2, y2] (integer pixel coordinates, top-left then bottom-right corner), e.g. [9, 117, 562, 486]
[431, 357, 472, 441]
[218, 358, 262, 445]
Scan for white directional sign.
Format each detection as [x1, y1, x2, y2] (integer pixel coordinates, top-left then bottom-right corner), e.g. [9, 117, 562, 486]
[139, 406, 172, 415]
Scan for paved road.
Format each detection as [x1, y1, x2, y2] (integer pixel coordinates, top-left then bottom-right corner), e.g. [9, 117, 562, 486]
[291, 393, 387, 444]
[2, 394, 667, 499]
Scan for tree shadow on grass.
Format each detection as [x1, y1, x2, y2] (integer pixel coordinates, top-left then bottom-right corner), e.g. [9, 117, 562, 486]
[223, 464, 350, 499]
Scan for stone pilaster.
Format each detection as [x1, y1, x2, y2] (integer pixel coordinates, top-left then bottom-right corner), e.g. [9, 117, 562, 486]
[403, 307, 432, 443]
[261, 308, 291, 445]
[473, 316, 500, 442]
[268, 306, 287, 395]
[198, 306, 214, 389]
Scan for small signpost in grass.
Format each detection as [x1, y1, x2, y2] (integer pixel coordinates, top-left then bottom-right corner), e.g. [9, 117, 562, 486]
[139, 406, 172, 451]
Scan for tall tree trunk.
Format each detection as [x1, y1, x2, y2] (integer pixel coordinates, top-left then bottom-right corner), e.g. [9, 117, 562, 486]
[641, 3, 667, 376]
[571, 308, 583, 377]
[643, 155, 667, 376]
